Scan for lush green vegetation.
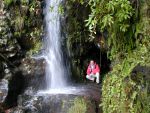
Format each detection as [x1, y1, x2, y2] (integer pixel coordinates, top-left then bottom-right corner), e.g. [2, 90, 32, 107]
[66, 0, 150, 113]
[101, 45, 150, 113]
[3, 0, 43, 56]
[68, 97, 94, 113]
[86, 0, 136, 60]
[68, 97, 87, 113]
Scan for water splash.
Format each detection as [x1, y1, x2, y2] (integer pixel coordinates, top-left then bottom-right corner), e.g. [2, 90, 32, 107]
[38, 87, 85, 95]
[43, 0, 67, 89]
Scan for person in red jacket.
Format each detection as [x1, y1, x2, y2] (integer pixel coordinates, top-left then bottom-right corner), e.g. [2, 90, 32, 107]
[86, 60, 100, 83]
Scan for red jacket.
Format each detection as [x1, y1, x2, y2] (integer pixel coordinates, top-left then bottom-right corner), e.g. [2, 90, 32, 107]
[86, 63, 100, 75]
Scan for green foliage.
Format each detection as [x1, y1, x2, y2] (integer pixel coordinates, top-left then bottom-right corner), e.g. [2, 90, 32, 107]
[86, 0, 134, 32]
[3, 0, 13, 6]
[68, 97, 87, 113]
[29, 1, 40, 16]
[101, 0, 150, 112]
[58, 4, 64, 15]
[21, 0, 29, 5]
[101, 44, 150, 113]
[14, 16, 24, 31]
[85, 0, 135, 59]
[49, 4, 64, 14]
[3, 0, 43, 56]
[49, 6, 54, 12]
[27, 39, 42, 56]
[65, 1, 91, 79]
[26, 28, 42, 56]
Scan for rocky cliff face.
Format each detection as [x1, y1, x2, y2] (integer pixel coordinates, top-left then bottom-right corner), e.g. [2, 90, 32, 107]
[0, 0, 44, 111]
[0, 0, 44, 79]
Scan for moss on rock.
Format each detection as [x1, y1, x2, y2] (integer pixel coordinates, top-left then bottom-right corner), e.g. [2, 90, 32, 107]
[101, 0, 150, 113]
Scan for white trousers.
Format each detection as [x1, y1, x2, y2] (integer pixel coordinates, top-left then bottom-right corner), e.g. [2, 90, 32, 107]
[86, 72, 99, 83]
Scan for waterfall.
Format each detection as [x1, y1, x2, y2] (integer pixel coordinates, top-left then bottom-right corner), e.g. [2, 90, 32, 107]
[43, 0, 67, 89]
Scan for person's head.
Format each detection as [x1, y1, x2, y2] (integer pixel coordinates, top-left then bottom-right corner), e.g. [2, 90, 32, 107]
[90, 60, 95, 65]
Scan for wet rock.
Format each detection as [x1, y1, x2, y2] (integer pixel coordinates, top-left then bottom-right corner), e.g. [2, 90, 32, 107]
[4, 68, 12, 80]
[0, 79, 8, 103]
[6, 107, 24, 113]
[6, 83, 101, 113]
[0, 0, 22, 68]
[19, 58, 46, 77]
[19, 58, 46, 89]
[0, 0, 44, 110]
[8, 93, 99, 113]
[0, 37, 21, 60]
[131, 65, 150, 83]
[131, 65, 150, 92]
[0, 58, 45, 110]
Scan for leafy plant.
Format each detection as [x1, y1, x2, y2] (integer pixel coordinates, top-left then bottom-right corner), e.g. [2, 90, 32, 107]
[3, 0, 13, 6]
[85, 0, 135, 60]
[101, 0, 150, 112]
[3, 0, 43, 56]
[68, 97, 87, 113]
[58, 4, 64, 15]
[14, 16, 24, 31]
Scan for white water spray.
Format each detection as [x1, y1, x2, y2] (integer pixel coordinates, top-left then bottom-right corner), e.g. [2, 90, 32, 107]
[43, 0, 67, 89]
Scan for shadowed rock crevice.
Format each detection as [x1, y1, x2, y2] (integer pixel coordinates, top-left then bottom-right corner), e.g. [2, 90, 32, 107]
[3, 71, 25, 109]
[1, 58, 46, 110]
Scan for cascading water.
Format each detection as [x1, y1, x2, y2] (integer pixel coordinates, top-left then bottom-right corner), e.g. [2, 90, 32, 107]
[43, 0, 67, 89]
[39, 0, 86, 95]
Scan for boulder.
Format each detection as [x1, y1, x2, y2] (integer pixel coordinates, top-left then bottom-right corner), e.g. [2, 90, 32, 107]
[6, 83, 101, 113]
[19, 58, 46, 89]
[1, 58, 46, 110]
[8, 94, 99, 113]
[19, 58, 46, 77]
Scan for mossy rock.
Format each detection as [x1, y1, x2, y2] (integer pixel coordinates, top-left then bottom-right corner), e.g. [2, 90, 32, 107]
[68, 97, 97, 113]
